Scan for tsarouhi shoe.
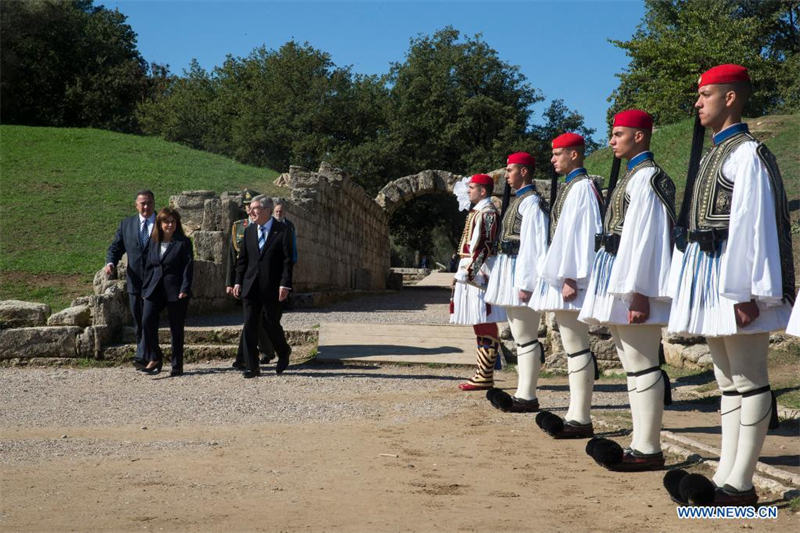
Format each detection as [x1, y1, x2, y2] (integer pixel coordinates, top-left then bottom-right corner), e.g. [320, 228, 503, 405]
[460, 382, 492, 391]
[610, 449, 665, 472]
[714, 485, 758, 507]
[678, 473, 716, 505]
[486, 388, 538, 412]
[537, 411, 592, 438]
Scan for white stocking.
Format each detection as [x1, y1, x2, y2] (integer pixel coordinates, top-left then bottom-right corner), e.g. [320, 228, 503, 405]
[556, 311, 593, 425]
[507, 306, 541, 401]
[616, 325, 664, 455]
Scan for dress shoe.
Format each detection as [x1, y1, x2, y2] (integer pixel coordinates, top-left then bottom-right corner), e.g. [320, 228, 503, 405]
[142, 361, 163, 375]
[243, 370, 261, 379]
[459, 382, 492, 391]
[714, 485, 757, 506]
[553, 421, 593, 439]
[260, 353, 275, 364]
[169, 369, 184, 377]
[133, 359, 147, 369]
[610, 450, 665, 472]
[231, 361, 246, 371]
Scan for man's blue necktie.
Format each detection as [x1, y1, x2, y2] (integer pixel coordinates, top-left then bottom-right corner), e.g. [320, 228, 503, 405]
[139, 219, 148, 247]
[258, 225, 267, 250]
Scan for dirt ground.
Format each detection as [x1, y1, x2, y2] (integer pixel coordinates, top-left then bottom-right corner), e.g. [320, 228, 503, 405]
[1, 365, 798, 533]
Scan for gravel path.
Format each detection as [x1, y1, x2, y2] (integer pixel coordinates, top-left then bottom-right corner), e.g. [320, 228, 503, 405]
[0, 362, 632, 465]
[186, 287, 452, 329]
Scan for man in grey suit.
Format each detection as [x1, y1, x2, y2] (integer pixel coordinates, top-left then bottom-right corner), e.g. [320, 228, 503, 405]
[105, 189, 156, 368]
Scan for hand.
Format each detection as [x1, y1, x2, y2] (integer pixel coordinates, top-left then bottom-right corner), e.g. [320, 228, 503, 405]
[233, 284, 241, 299]
[104, 264, 114, 277]
[734, 300, 760, 327]
[178, 292, 189, 299]
[225, 286, 233, 296]
[562, 279, 578, 302]
[278, 287, 290, 302]
[628, 292, 650, 324]
[518, 289, 532, 303]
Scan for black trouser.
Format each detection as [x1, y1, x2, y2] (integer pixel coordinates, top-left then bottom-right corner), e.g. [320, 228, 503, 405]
[242, 295, 290, 373]
[142, 285, 189, 371]
[128, 292, 145, 361]
[234, 314, 275, 366]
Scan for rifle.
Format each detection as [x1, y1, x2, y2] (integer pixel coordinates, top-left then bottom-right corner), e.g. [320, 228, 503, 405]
[673, 113, 706, 252]
[604, 156, 622, 210]
[500, 173, 512, 219]
[548, 165, 559, 244]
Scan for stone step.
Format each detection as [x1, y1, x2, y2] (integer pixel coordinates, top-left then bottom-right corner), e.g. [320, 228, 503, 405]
[122, 326, 317, 346]
[103, 343, 238, 363]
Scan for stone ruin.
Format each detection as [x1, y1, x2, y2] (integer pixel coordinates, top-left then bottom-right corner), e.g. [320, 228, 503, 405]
[0, 162, 390, 363]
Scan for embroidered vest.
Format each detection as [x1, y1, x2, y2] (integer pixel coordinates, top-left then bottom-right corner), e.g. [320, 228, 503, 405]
[498, 187, 536, 255]
[690, 131, 795, 304]
[603, 159, 676, 235]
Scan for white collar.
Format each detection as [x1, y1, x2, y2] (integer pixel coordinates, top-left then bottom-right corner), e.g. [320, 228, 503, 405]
[473, 197, 491, 210]
[139, 213, 155, 224]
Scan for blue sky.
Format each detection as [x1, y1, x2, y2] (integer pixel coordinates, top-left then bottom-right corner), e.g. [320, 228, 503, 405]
[104, 0, 647, 140]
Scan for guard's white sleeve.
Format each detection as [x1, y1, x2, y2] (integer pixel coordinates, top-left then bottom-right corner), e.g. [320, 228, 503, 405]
[539, 180, 603, 287]
[719, 142, 785, 306]
[607, 168, 673, 300]
[514, 195, 549, 292]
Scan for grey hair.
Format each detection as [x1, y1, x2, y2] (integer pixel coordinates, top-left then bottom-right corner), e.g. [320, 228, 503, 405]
[250, 195, 274, 210]
[274, 198, 287, 208]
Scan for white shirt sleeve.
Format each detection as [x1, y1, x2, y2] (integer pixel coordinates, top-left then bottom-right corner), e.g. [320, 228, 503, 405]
[719, 141, 785, 306]
[539, 180, 603, 287]
[514, 194, 549, 292]
[607, 167, 673, 300]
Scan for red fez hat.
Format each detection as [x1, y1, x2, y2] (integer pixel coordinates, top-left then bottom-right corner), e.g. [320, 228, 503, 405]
[613, 109, 653, 131]
[698, 64, 750, 88]
[469, 174, 494, 187]
[552, 133, 585, 149]
[507, 152, 535, 168]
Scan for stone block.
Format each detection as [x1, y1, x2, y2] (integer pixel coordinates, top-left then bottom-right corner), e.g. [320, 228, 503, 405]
[0, 300, 51, 328]
[47, 304, 92, 327]
[0, 326, 81, 359]
[202, 198, 222, 231]
[663, 340, 712, 370]
[193, 231, 226, 263]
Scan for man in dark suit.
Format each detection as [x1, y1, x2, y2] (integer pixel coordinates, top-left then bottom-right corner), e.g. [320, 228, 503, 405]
[105, 189, 156, 367]
[233, 196, 293, 378]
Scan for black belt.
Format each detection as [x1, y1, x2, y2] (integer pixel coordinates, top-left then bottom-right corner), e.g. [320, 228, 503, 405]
[498, 240, 520, 255]
[687, 228, 728, 252]
[594, 233, 620, 255]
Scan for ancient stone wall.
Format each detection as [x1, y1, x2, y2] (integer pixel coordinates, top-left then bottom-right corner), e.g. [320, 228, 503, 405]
[274, 163, 390, 291]
[170, 162, 390, 297]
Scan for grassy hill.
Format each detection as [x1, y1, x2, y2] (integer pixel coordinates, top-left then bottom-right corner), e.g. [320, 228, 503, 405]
[0, 126, 281, 310]
[585, 114, 800, 286]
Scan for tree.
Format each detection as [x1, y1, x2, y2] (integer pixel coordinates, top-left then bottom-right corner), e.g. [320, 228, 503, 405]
[386, 27, 543, 176]
[528, 99, 599, 179]
[608, 0, 800, 126]
[1, 0, 151, 131]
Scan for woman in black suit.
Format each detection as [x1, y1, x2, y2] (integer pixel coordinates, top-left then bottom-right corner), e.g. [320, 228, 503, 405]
[140, 207, 193, 376]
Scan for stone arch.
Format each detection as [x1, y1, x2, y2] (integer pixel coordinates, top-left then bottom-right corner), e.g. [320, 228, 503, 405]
[374, 170, 466, 215]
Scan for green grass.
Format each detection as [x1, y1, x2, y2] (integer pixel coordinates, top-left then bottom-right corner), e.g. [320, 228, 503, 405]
[0, 125, 281, 309]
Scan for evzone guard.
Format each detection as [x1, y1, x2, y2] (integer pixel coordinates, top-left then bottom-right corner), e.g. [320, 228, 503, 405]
[450, 174, 507, 391]
[484, 152, 549, 412]
[579, 109, 676, 471]
[531, 133, 604, 438]
[662, 64, 795, 507]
